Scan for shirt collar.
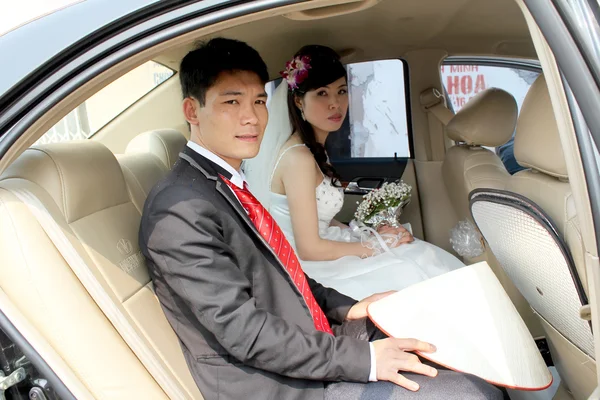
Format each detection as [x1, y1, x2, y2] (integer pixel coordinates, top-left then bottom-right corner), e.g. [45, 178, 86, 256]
[186, 141, 246, 189]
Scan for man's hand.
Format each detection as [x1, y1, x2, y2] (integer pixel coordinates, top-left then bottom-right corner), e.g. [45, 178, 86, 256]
[346, 291, 396, 321]
[377, 225, 414, 247]
[372, 338, 438, 391]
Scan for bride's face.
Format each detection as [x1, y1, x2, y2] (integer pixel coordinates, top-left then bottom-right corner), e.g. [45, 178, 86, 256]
[297, 76, 348, 134]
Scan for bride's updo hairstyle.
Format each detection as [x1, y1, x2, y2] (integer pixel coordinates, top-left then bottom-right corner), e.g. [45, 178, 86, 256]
[282, 45, 346, 184]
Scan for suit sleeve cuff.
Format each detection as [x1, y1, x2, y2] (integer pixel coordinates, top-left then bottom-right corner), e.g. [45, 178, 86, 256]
[368, 342, 377, 382]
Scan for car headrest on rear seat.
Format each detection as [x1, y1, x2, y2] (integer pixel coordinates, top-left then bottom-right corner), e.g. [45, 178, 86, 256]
[126, 129, 186, 169]
[2, 141, 129, 223]
[514, 75, 568, 180]
[446, 88, 518, 147]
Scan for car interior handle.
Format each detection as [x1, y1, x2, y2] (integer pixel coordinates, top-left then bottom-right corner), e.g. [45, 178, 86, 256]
[344, 177, 386, 195]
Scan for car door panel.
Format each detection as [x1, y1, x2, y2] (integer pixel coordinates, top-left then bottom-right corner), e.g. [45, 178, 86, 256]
[333, 159, 425, 240]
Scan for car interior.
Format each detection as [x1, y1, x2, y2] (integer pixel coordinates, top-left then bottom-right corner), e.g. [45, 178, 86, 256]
[0, 0, 598, 399]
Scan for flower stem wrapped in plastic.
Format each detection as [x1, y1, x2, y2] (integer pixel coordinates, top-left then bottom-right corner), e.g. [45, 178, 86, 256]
[349, 220, 405, 258]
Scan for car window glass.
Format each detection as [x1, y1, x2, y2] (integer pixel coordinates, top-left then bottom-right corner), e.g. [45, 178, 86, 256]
[441, 63, 540, 174]
[35, 61, 173, 145]
[266, 59, 412, 161]
[328, 59, 411, 160]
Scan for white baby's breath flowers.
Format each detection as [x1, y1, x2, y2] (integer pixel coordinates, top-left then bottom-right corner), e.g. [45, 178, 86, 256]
[354, 181, 412, 225]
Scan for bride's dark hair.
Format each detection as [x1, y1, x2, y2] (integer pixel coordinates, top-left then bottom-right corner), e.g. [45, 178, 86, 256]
[285, 45, 346, 184]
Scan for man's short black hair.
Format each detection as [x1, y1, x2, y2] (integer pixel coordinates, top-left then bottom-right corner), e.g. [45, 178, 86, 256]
[179, 38, 269, 106]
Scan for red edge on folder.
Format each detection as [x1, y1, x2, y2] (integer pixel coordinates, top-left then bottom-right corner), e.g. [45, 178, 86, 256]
[366, 305, 554, 391]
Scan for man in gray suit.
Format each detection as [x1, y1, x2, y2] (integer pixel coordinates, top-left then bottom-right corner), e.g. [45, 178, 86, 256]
[140, 38, 504, 399]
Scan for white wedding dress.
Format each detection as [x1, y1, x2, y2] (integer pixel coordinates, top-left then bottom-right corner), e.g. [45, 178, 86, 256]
[243, 82, 464, 300]
[267, 145, 465, 300]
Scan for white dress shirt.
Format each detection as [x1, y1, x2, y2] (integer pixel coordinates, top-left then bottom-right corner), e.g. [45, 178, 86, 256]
[185, 141, 377, 382]
[186, 141, 246, 189]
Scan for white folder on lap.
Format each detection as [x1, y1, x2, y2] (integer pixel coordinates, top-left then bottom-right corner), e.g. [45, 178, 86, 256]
[367, 261, 552, 390]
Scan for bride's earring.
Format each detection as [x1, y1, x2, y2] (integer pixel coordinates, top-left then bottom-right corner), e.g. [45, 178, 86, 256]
[300, 109, 306, 121]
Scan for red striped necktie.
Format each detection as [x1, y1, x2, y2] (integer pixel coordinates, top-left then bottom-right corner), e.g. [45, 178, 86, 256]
[220, 175, 333, 334]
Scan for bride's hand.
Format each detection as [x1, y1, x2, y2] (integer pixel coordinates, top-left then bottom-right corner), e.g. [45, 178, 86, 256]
[378, 225, 414, 247]
[346, 291, 396, 320]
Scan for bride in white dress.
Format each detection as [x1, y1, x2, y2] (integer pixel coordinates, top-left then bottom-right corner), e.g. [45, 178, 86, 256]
[244, 45, 463, 300]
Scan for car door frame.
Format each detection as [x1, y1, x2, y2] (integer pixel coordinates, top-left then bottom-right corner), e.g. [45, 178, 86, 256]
[523, 0, 600, 390]
[0, 0, 306, 397]
[2, 0, 600, 396]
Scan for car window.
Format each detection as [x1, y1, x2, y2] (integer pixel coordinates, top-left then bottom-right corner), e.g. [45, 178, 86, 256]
[328, 59, 411, 160]
[441, 64, 539, 113]
[441, 63, 540, 174]
[35, 61, 174, 145]
[267, 60, 412, 161]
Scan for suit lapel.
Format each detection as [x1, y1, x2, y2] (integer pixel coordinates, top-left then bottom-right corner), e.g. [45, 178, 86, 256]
[179, 147, 313, 313]
[178, 149, 256, 232]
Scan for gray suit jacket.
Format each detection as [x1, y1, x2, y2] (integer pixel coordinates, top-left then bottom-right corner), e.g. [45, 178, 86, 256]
[139, 147, 371, 400]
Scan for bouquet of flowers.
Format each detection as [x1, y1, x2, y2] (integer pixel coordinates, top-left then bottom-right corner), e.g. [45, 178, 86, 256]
[354, 180, 412, 229]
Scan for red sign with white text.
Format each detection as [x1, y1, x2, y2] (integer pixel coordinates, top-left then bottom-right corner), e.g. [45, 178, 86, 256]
[441, 65, 487, 111]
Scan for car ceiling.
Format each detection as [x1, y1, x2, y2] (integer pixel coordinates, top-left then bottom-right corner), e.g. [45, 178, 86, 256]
[155, 0, 534, 77]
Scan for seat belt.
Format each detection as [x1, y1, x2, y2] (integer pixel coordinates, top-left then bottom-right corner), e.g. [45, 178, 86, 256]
[10, 188, 188, 400]
[420, 87, 454, 161]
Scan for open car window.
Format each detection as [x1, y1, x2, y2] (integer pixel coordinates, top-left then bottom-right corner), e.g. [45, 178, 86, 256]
[440, 64, 539, 113]
[329, 59, 411, 161]
[266, 59, 412, 163]
[441, 61, 540, 174]
[35, 61, 173, 145]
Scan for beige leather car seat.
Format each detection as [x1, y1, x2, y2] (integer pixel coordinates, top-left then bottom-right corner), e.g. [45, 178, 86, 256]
[0, 139, 202, 399]
[118, 129, 187, 212]
[442, 87, 517, 222]
[442, 88, 544, 338]
[125, 129, 187, 170]
[471, 75, 596, 400]
[507, 75, 595, 400]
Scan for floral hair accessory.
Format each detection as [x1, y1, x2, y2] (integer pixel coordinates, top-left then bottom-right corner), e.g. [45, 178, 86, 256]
[280, 55, 311, 90]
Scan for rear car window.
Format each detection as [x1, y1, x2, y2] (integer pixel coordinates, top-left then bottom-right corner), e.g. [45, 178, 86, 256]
[329, 59, 412, 160]
[35, 61, 174, 145]
[265, 59, 412, 161]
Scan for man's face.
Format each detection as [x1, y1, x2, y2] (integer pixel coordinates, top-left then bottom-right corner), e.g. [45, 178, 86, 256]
[188, 71, 268, 169]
